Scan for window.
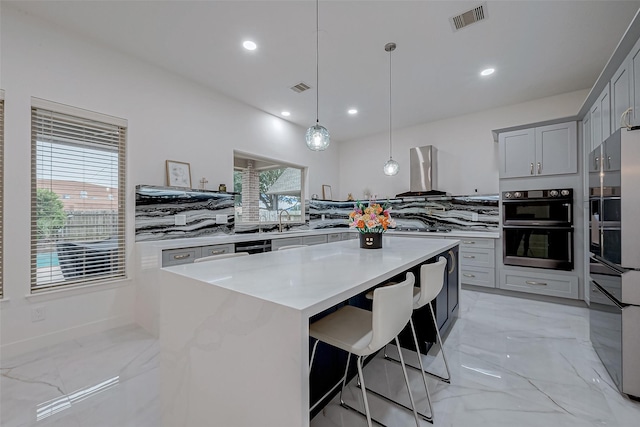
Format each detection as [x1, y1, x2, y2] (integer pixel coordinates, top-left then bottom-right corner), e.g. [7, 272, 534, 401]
[0, 90, 4, 298]
[31, 99, 126, 293]
[233, 152, 305, 225]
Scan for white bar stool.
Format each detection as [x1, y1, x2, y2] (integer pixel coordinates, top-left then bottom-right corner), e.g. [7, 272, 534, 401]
[309, 273, 421, 427]
[363, 257, 449, 423]
[193, 252, 249, 263]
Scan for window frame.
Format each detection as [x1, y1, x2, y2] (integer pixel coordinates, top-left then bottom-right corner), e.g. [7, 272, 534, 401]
[30, 98, 127, 293]
[232, 151, 307, 227]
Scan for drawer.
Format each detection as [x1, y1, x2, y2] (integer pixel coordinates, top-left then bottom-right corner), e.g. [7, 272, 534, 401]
[459, 238, 494, 249]
[500, 270, 579, 299]
[303, 235, 328, 245]
[199, 244, 234, 258]
[459, 248, 495, 268]
[341, 233, 357, 240]
[162, 247, 200, 267]
[460, 266, 496, 288]
[272, 237, 303, 251]
[327, 233, 342, 243]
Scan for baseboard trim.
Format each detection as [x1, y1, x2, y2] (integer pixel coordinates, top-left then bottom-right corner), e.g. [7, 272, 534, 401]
[0, 314, 135, 360]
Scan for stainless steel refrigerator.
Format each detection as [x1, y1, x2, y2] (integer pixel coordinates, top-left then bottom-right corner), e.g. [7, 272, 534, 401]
[589, 128, 640, 399]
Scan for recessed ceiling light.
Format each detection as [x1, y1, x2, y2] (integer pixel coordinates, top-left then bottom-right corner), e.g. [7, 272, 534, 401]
[243, 40, 257, 51]
[348, 109, 358, 115]
[480, 68, 495, 76]
[281, 111, 291, 117]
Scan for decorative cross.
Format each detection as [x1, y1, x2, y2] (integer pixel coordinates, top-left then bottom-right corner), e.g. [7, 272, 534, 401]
[199, 177, 208, 190]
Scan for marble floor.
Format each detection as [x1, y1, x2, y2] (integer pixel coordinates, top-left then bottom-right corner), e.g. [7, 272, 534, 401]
[1, 290, 639, 426]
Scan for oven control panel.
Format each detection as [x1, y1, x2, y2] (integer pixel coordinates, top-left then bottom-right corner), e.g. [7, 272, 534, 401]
[502, 189, 572, 200]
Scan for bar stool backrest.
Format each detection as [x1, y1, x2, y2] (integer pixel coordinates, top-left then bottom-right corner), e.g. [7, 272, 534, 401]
[277, 245, 308, 251]
[416, 257, 447, 308]
[369, 272, 415, 353]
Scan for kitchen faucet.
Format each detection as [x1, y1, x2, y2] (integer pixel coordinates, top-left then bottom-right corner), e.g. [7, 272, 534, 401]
[278, 210, 291, 232]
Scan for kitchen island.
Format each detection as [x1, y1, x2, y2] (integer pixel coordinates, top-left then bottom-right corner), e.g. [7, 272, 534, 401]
[159, 236, 459, 427]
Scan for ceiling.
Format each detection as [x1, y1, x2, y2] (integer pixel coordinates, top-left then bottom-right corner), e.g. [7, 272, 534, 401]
[7, 0, 640, 142]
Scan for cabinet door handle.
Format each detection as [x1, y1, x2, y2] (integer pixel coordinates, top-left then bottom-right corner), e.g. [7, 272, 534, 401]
[462, 240, 475, 244]
[448, 249, 456, 274]
[209, 250, 225, 255]
[173, 253, 191, 260]
[607, 156, 611, 170]
[463, 255, 476, 259]
[463, 273, 475, 278]
[530, 162, 534, 175]
[537, 162, 542, 174]
[525, 280, 547, 286]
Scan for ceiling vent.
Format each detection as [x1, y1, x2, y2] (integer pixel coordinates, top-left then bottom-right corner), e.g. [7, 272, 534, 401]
[290, 82, 311, 93]
[450, 2, 487, 31]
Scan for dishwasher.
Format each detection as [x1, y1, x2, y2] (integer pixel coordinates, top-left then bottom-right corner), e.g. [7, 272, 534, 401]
[234, 239, 272, 254]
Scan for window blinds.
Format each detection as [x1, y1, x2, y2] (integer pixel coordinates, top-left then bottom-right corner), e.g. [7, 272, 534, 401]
[30, 103, 126, 293]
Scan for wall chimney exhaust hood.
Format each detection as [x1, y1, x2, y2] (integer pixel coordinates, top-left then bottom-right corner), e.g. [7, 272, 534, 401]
[395, 145, 447, 198]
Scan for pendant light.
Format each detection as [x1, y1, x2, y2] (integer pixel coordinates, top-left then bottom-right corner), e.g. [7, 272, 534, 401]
[383, 42, 399, 176]
[306, 0, 330, 151]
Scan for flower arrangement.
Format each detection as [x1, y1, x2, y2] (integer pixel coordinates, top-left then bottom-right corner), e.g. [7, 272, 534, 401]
[348, 200, 396, 233]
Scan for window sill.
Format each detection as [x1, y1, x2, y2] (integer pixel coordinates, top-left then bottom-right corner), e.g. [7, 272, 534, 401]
[25, 277, 132, 302]
[0, 297, 11, 306]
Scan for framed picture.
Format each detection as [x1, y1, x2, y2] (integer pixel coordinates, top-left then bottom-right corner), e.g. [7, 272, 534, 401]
[322, 184, 332, 200]
[166, 160, 192, 188]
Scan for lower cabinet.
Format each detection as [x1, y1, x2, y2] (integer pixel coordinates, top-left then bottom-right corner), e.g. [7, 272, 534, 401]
[500, 269, 579, 299]
[458, 237, 496, 288]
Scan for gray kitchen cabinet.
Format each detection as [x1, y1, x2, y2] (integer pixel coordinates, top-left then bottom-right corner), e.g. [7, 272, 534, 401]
[302, 235, 328, 245]
[198, 243, 234, 258]
[499, 122, 577, 178]
[162, 247, 200, 267]
[612, 58, 631, 131]
[591, 100, 602, 152]
[630, 36, 640, 126]
[327, 232, 342, 243]
[271, 237, 303, 250]
[458, 238, 496, 289]
[500, 269, 579, 299]
[341, 232, 357, 240]
[498, 128, 535, 178]
[582, 112, 592, 155]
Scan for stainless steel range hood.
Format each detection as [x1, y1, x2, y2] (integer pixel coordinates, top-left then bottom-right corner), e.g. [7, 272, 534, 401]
[395, 145, 446, 198]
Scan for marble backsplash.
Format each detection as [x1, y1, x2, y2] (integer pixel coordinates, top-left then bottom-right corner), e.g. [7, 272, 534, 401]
[135, 186, 499, 241]
[308, 195, 499, 231]
[135, 185, 236, 241]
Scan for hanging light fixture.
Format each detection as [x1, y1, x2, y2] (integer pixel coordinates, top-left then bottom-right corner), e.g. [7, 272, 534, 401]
[383, 42, 399, 176]
[305, 0, 330, 151]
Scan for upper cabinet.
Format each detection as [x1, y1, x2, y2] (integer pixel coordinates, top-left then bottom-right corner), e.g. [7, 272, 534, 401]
[630, 36, 640, 127]
[499, 122, 577, 178]
[611, 58, 631, 132]
[591, 84, 611, 151]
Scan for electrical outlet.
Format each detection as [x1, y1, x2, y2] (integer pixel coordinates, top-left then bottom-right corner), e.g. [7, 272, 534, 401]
[174, 214, 187, 226]
[471, 212, 479, 222]
[31, 306, 46, 322]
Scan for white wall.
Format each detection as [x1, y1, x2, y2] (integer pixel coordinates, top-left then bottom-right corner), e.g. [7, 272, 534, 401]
[338, 89, 589, 199]
[0, 6, 340, 358]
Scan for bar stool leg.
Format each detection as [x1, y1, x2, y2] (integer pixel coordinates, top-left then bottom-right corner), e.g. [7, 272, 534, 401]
[394, 336, 422, 427]
[309, 339, 320, 371]
[356, 356, 374, 427]
[408, 317, 434, 420]
[428, 302, 451, 382]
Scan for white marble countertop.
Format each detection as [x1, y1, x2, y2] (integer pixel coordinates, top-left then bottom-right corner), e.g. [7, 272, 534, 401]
[162, 236, 459, 317]
[137, 227, 498, 251]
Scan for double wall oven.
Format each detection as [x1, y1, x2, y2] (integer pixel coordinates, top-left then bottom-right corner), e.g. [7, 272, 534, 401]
[502, 189, 574, 270]
[589, 128, 640, 399]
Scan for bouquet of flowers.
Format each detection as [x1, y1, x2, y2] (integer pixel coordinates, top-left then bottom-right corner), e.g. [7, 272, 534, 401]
[348, 200, 396, 233]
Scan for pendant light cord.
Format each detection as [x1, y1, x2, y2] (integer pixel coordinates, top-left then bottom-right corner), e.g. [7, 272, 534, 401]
[389, 46, 393, 159]
[315, 0, 320, 125]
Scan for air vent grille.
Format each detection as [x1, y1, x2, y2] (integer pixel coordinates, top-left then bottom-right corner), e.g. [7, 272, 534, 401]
[291, 82, 311, 93]
[450, 3, 487, 31]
